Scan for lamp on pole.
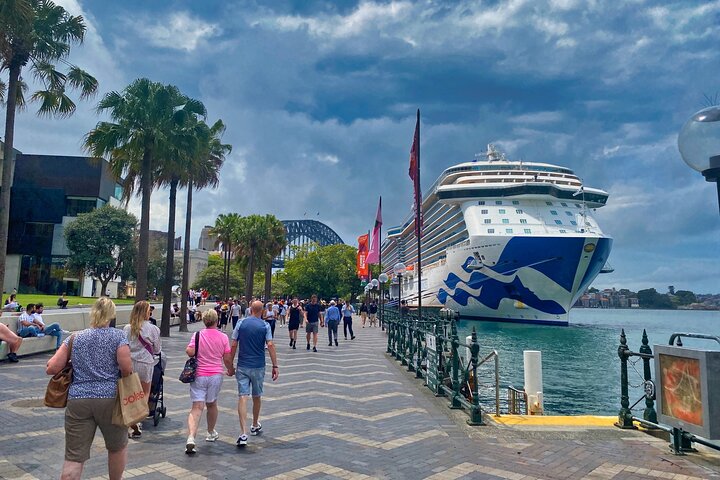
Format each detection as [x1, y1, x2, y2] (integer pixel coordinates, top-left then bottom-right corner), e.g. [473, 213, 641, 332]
[678, 105, 720, 214]
[393, 262, 406, 314]
[378, 273, 388, 328]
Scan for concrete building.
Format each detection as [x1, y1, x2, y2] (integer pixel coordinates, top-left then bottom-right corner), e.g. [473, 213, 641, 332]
[198, 225, 215, 251]
[173, 248, 209, 288]
[3, 152, 124, 296]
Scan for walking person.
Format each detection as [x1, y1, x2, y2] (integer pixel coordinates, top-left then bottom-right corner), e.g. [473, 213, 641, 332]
[184, 309, 234, 454]
[359, 301, 368, 327]
[228, 301, 278, 447]
[46, 297, 132, 480]
[304, 294, 322, 352]
[123, 301, 162, 438]
[264, 302, 276, 338]
[341, 300, 355, 340]
[231, 300, 241, 330]
[369, 301, 378, 327]
[287, 298, 302, 349]
[325, 301, 341, 347]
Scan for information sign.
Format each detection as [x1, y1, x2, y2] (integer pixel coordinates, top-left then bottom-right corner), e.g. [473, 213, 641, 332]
[426, 333, 440, 394]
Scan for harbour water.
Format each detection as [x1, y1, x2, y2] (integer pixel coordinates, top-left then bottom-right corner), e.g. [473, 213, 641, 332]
[456, 309, 720, 415]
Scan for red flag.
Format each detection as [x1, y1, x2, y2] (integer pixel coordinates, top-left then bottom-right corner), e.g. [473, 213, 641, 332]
[366, 197, 382, 264]
[357, 234, 369, 278]
[409, 110, 422, 236]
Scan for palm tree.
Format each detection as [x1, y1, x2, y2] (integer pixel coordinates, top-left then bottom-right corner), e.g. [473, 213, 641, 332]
[211, 213, 242, 300]
[259, 215, 287, 302]
[0, 0, 98, 293]
[234, 214, 265, 301]
[84, 79, 205, 301]
[178, 119, 230, 332]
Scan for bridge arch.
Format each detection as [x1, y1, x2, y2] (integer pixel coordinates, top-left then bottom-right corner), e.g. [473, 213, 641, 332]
[273, 219, 344, 268]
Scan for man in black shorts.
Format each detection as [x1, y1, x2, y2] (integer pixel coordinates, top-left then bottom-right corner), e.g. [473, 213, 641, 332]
[304, 294, 322, 352]
[287, 298, 303, 349]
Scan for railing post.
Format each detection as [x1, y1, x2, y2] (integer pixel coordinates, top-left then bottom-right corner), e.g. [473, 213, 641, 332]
[386, 314, 393, 354]
[467, 327, 483, 425]
[415, 321, 423, 378]
[615, 329, 635, 429]
[399, 317, 407, 364]
[449, 315, 462, 409]
[407, 318, 416, 372]
[639, 329, 658, 425]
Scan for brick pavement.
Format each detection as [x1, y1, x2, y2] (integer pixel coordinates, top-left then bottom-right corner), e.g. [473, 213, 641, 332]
[1, 317, 719, 479]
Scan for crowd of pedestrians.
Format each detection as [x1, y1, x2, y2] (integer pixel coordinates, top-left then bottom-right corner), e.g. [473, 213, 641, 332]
[0, 290, 380, 479]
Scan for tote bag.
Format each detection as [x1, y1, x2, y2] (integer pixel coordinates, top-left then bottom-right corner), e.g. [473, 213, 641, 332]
[112, 372, 148, 427]
[179, 331, 200, 383]
[44, 335, 75, 408]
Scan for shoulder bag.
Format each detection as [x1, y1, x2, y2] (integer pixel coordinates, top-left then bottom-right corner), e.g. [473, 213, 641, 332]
[44, 334, 75, 408]
[179, 331, 200, 383]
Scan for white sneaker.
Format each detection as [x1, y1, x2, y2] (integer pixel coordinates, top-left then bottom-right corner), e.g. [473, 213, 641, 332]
[236, 434, 248, 446]
[185, 436, 196, 454]
[205, 430, 219, 442]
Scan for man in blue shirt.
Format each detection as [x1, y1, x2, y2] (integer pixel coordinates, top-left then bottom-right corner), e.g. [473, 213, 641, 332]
[229, 301, 279, 447]
[325, 301, 341, 347]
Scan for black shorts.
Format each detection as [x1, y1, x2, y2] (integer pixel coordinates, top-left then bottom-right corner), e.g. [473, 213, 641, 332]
[288, 319, 300, 331]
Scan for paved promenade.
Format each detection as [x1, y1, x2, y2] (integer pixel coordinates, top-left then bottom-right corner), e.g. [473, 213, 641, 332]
[1, 318, 719, 479]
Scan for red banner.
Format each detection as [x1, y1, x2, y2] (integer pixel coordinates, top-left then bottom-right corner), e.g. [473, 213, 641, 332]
[357, 234, 369, 278]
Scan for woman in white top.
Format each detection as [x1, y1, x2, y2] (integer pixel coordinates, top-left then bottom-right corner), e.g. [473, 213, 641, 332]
[264, 302, 276, 338]
[123, 301, 161, 437]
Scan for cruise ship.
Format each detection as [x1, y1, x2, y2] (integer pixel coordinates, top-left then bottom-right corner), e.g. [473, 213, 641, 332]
[382, 145, 613, 326]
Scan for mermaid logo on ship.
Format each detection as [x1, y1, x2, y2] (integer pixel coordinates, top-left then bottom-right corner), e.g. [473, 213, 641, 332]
[436, 236, 610, 315]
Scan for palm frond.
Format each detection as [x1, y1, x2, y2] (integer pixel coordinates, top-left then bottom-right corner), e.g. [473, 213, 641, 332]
[67, 65, 97, 99]
[32, 59, 66, 89]
[30, 89, 59, 116]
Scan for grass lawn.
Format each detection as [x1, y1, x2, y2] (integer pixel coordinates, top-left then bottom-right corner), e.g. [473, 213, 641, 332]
[5, 294, 136, 310]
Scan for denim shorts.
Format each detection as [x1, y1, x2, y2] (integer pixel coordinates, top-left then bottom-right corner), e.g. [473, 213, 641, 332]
[236, 367, 265, 397]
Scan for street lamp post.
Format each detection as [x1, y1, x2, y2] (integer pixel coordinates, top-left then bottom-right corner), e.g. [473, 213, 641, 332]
[378, 272, 388, 329]
[679, 106, 720, 214]
[393, 262, 406, 314]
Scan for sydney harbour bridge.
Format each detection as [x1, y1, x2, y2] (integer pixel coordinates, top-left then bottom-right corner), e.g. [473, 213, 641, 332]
[272, 219, 344, 268]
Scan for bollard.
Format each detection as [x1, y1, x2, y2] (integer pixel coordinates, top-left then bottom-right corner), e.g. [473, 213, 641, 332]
[523, 350, 544, 415]
[639, 329, 658, 425]
[615, 329, 635, 429]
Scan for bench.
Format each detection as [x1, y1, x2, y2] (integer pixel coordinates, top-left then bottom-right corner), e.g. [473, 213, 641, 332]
[0, 303, 164, 361]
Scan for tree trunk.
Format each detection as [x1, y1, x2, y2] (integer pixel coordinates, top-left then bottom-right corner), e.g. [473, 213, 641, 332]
[135, 147, 153, 301]
[264, 260, 272, 302]
[245, 245, 255, 300]
[160, 178, 178, 337]
[100, 277, 111, 298]
[223, 243, 229, 300]
[0, 65, 21, 298]
[179, 181, 192, 333]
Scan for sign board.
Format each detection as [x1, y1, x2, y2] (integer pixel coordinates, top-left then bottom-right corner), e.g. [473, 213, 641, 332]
[654, 345, 720, 440]
[425, 333, 440, 393]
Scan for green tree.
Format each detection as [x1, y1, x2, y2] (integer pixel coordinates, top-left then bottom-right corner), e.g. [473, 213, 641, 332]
[179, 119, 230, 331]
[283, 244, 360, 300]
[192, 263, 244, 298]
[210, 212, 242, 300]
[673, 290, 697, 306]
[637, 288, 675, 309]
[84, 78, 205, 303]
[64, 205, 137, 297]
[234, 214, 265, 300]
[0, 0, 98, 296]
[258, 215, 287, 301]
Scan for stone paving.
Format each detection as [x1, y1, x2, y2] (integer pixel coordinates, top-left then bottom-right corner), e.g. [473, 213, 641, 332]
[1, 317, 719, 479]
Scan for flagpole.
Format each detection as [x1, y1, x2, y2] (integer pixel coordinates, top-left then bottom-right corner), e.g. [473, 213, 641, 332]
[415, 109, 422, 321]
[378, 196, 383, 328]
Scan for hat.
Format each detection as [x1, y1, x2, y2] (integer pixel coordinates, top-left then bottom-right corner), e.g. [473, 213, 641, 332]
[329, 300, 336, 306]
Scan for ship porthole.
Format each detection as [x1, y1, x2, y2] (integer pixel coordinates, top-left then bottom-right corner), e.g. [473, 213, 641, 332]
[584, 244, 596, 253]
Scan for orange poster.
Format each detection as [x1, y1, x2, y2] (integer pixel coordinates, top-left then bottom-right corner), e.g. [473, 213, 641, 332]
[357, 234, 369, 278]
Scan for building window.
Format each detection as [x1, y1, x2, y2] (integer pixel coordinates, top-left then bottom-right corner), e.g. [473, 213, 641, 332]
[484, 219, 492, 224]
[495, 200, 503, 205]
[113, 184, 123, 201]
[487, 228, 495, 233]
[550, 210, 558, 215]
[554, 220, 562, 225]
[506, 228, 513, 233]
[478, 201, 485, 205]
[546, 201, 553, 205]
[24, 222, 54, 237]
[512, 200, 520, 205]
[524, 228, 531, 234]
[498, 209, 506, 214]
[66, 197, 97, 216]
[481, 209, 488, 214]
[502, 219, 509, 224]
[559, 229, 567, 233]
[516, 209, 523, 214]
[561, 202, 568, 207]
[566, 211, 573, 216]
[570, 221, 577, 225]
[519, 219, 527, 224]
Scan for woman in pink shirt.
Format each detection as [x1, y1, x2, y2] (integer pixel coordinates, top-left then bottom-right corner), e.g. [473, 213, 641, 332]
[184, 309, 234, 454]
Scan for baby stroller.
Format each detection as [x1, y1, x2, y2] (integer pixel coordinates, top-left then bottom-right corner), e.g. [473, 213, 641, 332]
[148, 351, 167, 426]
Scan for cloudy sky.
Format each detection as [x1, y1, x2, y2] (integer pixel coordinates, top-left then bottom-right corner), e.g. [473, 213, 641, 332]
[9, 0, 720, 293]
